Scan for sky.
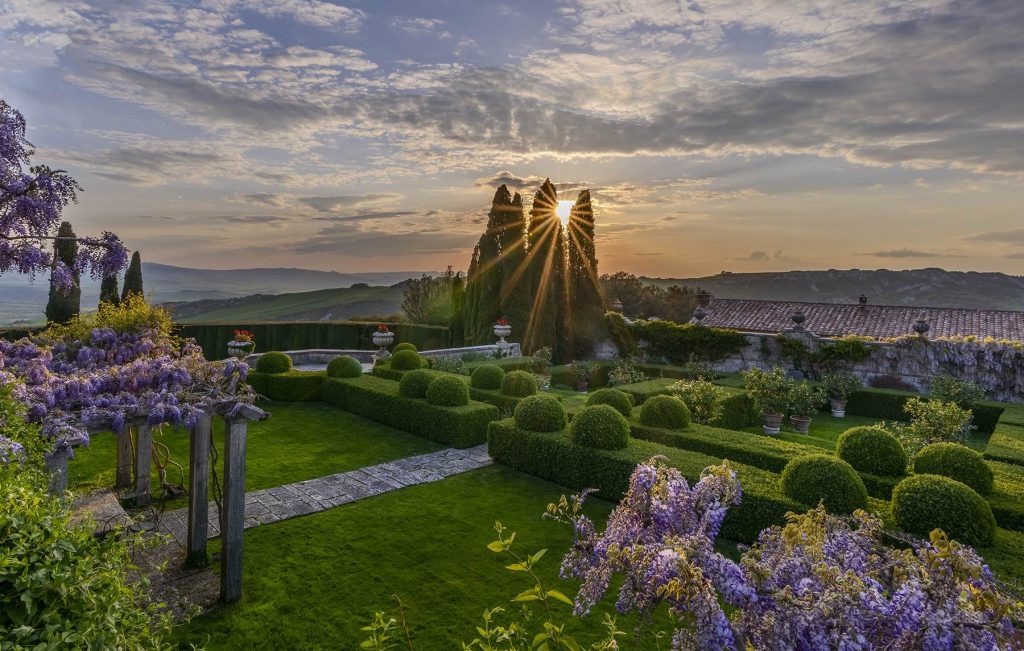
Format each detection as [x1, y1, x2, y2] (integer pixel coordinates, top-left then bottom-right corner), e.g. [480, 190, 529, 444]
[2, 0, 1023, 278]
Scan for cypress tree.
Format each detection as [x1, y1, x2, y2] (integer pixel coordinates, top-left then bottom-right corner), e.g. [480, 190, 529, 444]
[98, 273, 120, 307]
[45, 221, 81, 324]
[565, 189, 605, 357]
[464, 185, 524, 344]
[522, 179, 566, 358]
[463, 244, 481, 344]
[499, 191, 533, 341]
[121, 251, 143, 300]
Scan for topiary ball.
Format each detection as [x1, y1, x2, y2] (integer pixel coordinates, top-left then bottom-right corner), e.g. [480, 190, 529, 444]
[502, 370, 538, 397]
[255, 351, 291, 374]
[587, 388, 635, 418]
[425, 375, 470, 407]
[514, 394, 566, 432]
[391, 349, 423, 371]
[398, 369, 435, 399]
[327, 355, 363, 378]
[892, 474, 996, 547]
[836, 426, 907, 477]
[471, 364, 505, 390]
[570, 404, 630, 450]
[393, 342, 418, 354]
[913, 443, 993, 495]
[639, 395, 691, 429]
[780, 454, 868, 514]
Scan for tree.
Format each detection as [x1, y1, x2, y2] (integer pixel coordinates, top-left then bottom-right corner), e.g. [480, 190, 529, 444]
[44, 221, 80, 323]
[402, 267, 463, 326]
[99, 273, 120, 306]
[0, 100, 126, 287]
[565, 189, 605, 357]
[522, 179, 566, 358]
[599, 271, 697, 321]
[120, 251, 143, 301]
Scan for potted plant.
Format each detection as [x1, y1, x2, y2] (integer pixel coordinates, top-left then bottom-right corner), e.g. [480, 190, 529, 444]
[493, 318, 512, 343]
[372, 324, 394, 358]
[742, 367, 792, 435]
[227, 329, 254, 360]
[820, 371, 862, 417]
[788, 382, 822, 435]
[570, 360, 594, 392]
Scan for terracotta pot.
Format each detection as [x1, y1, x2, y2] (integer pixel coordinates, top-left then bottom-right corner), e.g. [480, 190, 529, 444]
[576, 381, 589, 393]
[762, 412, 784, 435]
[830, 398, 847, 418]
[790, 415, 812, 435]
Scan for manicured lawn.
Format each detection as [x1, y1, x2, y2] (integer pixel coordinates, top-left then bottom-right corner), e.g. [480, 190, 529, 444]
[741, 412, 883, 449]
[174, 465, 675, 649]
[68, 401, 443, 509]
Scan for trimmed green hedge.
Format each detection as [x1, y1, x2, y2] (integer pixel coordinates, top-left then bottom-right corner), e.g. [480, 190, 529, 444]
[464, 357, 538, 372]
[502, 371, 538, 397]
[469, 387, 523, 412]
[845, 388, 914, 420]
[247, 370, 324, 401]
[571, 405, 630, 450]
[913, 443, 993, 495]
[391, 349, 424, 371]
[971, 403, 1005, 435]
[255, 351, 292, 374]
[470, 365, 505, 390]
[711, 390, 759, 430]
[985, 423, 1024, 466]
[639, 395, 690, 429]
[399, 369, 436, 399]
[836, 426, 907, 477]
[487, 420, 807, 543]
[892, 474, 996, 547]
[586, 388, 634, 418]
[550, 362, 613, 389]
[988, 461, 1024, 533]
[326, 355, 363, 378]
[320, 376, 497, 448]
[514, 394, 567, 433]
[616, 378, 673, 405]
[780, 454, 868, 514]
[426, 375, 470, 407]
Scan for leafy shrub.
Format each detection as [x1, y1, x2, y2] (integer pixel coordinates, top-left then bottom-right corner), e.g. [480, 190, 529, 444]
[570, 404, 630, 449]
[780, 454, 868, 514]
[393, 342, 418, 354]
[255, 351, 292, 374]
[836, 426, 907, 476]
[607, 357, 647, 387]
[514, 394, 566, 432]
[892, 474, 996, 546]
[891, 397, 972, 456]
[431, 355, 466, 375]
[913, 443, 993, 495]
[531, 346, 552, 374]
[629, 319, 749, 363]
[586, 388, 634, 418]
[502, 370, 538, 397]
[426, 375, 470, 407]
[667, 380, 725, 424]
[639, 395, 691, 430]
[930, 375, 985, 407]
[261, 370, 324, 401]
[390, 349, 424, 371]
[742, 367, 791, 415]
[568, 360, 595, 387]
[868, 374, 918, 392]
[399, 368, 435, 399]
[326, 354, 363, 378]
[682, 353, 717, 381]
[787, 381, 822, 417]
[820, 371, 862, 401]
[471, 364, 505, 390]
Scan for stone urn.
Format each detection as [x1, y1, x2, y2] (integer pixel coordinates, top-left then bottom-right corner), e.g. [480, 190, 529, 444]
[790, 415, 812, 435]
[372, 329, 395, 358]
[494, 321, 512, 343]
[829, 398, 847, 418]
[762, 412, 784, 436]
[227, 341, 254, 360]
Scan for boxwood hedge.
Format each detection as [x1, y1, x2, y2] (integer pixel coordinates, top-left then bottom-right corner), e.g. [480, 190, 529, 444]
[985, 424, 1024, 466]
[913, 442, 993, 495]
[326, 355, 363, 378]
[247, 370, 324, 401]
[780, 454, 868, 515]
[255, 351, 292, 374]
[586, 388, 635, 418]
[892, 474, 996, 547]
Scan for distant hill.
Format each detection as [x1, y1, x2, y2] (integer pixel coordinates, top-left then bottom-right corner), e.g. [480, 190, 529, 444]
[645, 268, 1024, 311]
[165, 284, 407, 322]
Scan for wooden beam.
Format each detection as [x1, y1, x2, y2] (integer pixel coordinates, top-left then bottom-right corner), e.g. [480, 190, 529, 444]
[186, 413, 212, 567]
[220, 417, 248, 603]
[131, 421, 152, 508]
[115, 429, 132, 489]
[45, 448, 69, 495]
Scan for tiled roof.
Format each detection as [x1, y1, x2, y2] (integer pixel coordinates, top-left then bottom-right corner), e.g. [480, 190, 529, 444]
[694, 298, 1024, 341]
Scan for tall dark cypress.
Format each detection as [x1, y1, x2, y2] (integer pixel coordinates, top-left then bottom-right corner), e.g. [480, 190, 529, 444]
[566, 189, 605, 357]
[98, 273, 120, 307]
[499, 191, 532, 340]
[45, 221, 81, 324]
[121, 251, 143, 301]
[523, 179, 566, 358]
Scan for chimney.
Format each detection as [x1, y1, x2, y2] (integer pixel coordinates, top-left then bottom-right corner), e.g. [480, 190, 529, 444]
[858, 294, 867, 310]
[697, 289, 712, 308]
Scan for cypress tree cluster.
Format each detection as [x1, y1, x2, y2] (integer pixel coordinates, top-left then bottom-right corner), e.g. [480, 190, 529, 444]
[45, 221, 81, 324]
[121, 251, 143, 301]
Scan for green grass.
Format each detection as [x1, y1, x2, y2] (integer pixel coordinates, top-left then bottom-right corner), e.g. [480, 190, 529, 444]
[174, 466, 675, 649]
[740, 412, 883, 449]
[68, 401, 443, 509]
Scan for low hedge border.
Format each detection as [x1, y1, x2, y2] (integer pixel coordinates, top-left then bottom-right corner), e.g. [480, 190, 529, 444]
[469, 387, 523, 412]
[464, 357, 538, 372]
[614, 380, 757, 429]
[846, 387, 1002, 434]
[487, 419, 807, 543]
[247, 370, 324, 402]
[985, 424, 1024, 467]
[988, 461, 1024, 533]
[321, 375, 497, 448]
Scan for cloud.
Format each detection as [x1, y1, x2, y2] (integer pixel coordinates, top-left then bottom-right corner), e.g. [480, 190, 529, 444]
[744, 251, 770, 262]
[965, 229, 1024, 244]
[230, 192, 286, 207]
[865, 248, 961, 258]
[474, 171, 548, 191]
[219, 215, 290, 228]
[738, 250, 797, 263]
[297, 193, 402, 212]
[633, 252, 663, 256]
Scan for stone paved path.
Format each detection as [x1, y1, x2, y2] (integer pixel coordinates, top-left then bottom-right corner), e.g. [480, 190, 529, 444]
[157, 445, 492, 544]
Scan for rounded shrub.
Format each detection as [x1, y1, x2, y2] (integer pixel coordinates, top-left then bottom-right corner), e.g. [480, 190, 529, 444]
[390, 349, 423, 371]
[501, 370, 538, 397]
[425, 375, 470, 407]
[913, 443, 993, 495]
[326, 355, 363, 378]
[255, 351, 291, 374]
[514, 394, 567, 432]
[835, 426, 907, 477]
[892, 474, 996, 547]
[398, 369, 434, 399]
[639, 395, 691, 429]
[570, 404, 630, 450]
[393, 342, 418, 354]
[471, 364, 505, 390]
[587, 388, 634, 418]
[780, 454, 868, 514]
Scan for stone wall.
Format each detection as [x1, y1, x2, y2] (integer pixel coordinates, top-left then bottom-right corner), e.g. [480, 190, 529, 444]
[243, 343, 522, 367]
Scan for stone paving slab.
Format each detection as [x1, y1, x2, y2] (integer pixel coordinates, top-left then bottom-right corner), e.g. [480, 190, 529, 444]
[157, 445, 491, 544]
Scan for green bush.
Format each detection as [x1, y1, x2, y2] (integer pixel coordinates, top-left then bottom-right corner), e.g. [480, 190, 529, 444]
[629, 319, 749, 363]
[426, 375, 470, 407]
[586, 388, 634, 418]
[249, 370, 324, 401]
[985, 424, 1024, 466]
[514, 394, 567, 432]
[469, 387, 524, 412]
[399, 369, 436, 399]
[255, 351, 292, 374]
[616, 378, 673, 404]
[570, 404, 630, 450]
[742, 367, 791, 416]
[501, 370, 538, 397]
[668, 379, 726, 425]
[780, 454, 868, 514]
[892, 474, 996, 547]
[393, 342, 418, 354]
[471, 364, 505, 390]
[970, 403, 1004, 435]
[930, 375, 984, 407]
[391, 349, 424, 371]
[913, 443, 993, 495]
[639, 395, 691, 430]
[845, 388, 913, 420]
[326, 354, 363, 378]
[836, 426, 907, 477]
[712, 391, 759, 430]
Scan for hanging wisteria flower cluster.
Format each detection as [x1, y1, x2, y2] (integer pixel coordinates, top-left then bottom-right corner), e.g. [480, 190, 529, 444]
[557, 459, 1020, 651]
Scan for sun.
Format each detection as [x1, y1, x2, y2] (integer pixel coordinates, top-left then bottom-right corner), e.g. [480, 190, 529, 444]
[555, 200, 574, 228]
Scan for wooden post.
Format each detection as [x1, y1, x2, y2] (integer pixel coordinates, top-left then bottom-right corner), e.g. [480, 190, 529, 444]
[186, 413, 212, 567]
[132, 420, 153, 508]
[115, 428, 133, 489]
[45, 448, 69, 495]
[220, 417, 248, 603]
